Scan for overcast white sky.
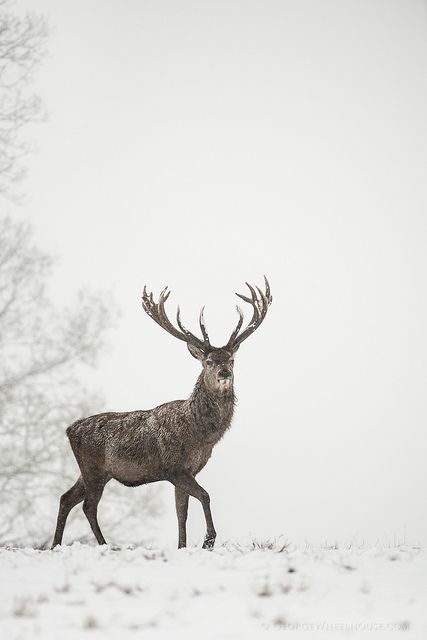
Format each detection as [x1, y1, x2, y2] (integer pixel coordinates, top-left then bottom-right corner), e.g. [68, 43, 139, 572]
[15, 0, 427, 547]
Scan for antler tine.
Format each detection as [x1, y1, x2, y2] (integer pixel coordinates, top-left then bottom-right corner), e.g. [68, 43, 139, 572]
[224, 277, 272, 350]
[159, 286, 170, 303]
[176, 305, 188, 334]
[176, 305, 194, 340]
[256, 286, 269, 316]
[243, 281, 262, 320]
[176, 305, 211, 350]
[158, 294, 191, 343]
[264, 275, 272, 303]
[142, 285, 207, 350]
[199, 306, 211, 348]
[246, 281, 258, 301]
[142, 286, 154, 314]
[225, 305, 244, 349]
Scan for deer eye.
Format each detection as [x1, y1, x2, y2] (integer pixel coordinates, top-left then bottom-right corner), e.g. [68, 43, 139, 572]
[207, 360, 214, 366]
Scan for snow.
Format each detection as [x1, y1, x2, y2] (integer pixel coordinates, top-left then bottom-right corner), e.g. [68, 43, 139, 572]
[0, 541, 425, 639]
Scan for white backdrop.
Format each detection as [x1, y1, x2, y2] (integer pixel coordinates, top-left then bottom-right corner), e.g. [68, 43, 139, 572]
[17, 0, 427, 546]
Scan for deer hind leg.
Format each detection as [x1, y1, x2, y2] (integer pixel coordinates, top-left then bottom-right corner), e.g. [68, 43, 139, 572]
[175, 487, 189, 548]
[52, 476, 85, 548]
[82, 480, 108, 545]
[172, 473, 216, 550]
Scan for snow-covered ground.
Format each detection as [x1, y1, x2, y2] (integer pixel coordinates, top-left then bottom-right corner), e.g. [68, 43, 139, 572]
[0, 541, 425, 639]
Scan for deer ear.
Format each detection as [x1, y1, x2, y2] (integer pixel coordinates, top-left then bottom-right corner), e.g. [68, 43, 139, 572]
[187, 343, 205, 361]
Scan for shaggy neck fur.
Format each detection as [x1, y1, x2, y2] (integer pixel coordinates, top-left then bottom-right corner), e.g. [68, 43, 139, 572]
[188, 372, 236, 437]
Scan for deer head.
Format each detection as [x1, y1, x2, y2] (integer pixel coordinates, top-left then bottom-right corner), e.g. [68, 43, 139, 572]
[142, 277, 272, 393]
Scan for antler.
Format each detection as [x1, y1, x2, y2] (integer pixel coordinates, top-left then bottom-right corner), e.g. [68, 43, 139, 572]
[224, 276, 272, 351]
[142, 286, 211, 352]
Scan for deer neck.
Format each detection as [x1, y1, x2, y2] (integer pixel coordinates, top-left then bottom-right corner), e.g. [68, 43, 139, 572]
[188, 373, 235, 433]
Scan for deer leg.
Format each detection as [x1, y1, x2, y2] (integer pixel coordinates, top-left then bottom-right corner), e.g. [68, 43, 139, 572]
[175, 487, 189, 549]
[82, 483, 107, 545]
[52, 476, 85, 548]
[172, 473, 216, 550]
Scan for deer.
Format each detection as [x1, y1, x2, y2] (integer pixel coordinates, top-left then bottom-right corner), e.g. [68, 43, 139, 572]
[52, 277, 272, 550]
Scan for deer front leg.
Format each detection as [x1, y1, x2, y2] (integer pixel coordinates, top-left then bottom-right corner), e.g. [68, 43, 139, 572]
[175, 487, 189, 548]
[171, 473, 216, 549]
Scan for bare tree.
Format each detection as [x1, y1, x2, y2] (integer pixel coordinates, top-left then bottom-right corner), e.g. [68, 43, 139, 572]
[0, 216, 104, 543]
[0, 0, 48, 200]
[52, 278, 272, 550]
[0, 217, 162, 545]
[0, 2, 162, 547]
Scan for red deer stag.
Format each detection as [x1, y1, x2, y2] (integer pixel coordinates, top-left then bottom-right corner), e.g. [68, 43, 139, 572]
[52, 277, 272, 549]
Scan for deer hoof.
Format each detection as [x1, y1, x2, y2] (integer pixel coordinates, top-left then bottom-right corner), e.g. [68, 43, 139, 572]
[202, 535, 216, 550]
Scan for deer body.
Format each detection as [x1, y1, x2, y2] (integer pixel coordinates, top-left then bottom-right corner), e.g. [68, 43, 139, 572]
[67, 372, 235, 486]
[52, 279, 271, 549]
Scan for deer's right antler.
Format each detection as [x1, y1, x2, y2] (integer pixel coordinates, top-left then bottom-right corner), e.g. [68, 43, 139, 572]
[142, 286, 211, 353]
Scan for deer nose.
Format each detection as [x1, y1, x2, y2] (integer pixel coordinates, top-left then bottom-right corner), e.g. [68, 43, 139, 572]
[218, 369, 232, 379]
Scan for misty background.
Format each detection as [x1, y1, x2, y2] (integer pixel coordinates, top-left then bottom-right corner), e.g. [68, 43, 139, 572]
[11, 0, 427, 547]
